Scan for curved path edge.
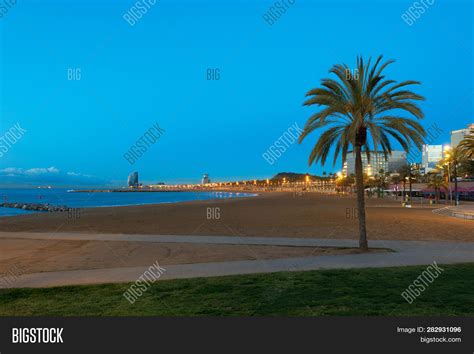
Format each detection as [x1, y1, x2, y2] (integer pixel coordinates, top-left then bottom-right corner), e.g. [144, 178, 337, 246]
[0, 232, 473, 288]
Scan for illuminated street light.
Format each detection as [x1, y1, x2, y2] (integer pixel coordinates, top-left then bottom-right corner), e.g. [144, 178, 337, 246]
[443, 145, 451, 157]
[367, 164, 373, 177]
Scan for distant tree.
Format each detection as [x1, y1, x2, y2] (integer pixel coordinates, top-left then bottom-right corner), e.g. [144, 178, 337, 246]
[347, 174, 356, 194]
[434, 162, 451, 204]
[391, 174, 401, 200]
[428, 175, 447, 204]
[399, 164, 413, 202]
[374, 169, 389, 197]
[442, 146, 465, 205]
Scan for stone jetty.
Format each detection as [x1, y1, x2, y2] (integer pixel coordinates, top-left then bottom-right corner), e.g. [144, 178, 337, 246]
[0, 202, 70, 212]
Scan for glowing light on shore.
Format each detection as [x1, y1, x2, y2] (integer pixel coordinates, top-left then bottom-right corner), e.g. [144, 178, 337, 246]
[366, 164, 373, 177]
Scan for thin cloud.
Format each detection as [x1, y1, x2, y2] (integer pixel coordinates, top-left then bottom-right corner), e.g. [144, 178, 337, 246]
[0, 167, 109, 187]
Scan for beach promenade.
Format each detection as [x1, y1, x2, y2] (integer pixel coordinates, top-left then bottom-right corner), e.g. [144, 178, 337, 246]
[0, 232, 473, 288]
[0, 193, 471, 288]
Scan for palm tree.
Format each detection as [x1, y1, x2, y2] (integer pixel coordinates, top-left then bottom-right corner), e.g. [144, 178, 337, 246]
[298, 55, 426, 250]
[374, 169, 388, 197]
[458, 129, 474, 159]
[348, 173, 356, 194]
[399, 164, 413, 203]
[434, 163, 451, 204]
[458, 159, 474, 178]
[428, 175, 447, 204]
[399, 169, 407, 200]
[390, 174, 401, 200]
[443, 146, 465, 205]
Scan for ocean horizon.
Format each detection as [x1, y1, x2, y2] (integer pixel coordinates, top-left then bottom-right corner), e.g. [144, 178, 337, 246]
[0, 188, 257, 217]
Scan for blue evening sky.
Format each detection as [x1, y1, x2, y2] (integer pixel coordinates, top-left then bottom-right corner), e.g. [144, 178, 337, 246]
[0, 0, 472, 186]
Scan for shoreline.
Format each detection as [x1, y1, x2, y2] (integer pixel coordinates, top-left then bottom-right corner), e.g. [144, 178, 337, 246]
[0, 192, 471, 242]
[0, 191, 259, 217]
[70, 189, 244, 193]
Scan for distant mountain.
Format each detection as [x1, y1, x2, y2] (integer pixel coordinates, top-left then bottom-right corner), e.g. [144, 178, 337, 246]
[272, 172, 315, 182]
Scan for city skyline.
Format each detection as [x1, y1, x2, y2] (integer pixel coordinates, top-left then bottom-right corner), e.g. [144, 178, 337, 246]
[1, 0, 473, 187]
[1, 121, 471, 187]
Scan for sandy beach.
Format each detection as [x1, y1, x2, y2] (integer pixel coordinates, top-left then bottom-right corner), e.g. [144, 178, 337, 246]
[1, 237, 381, 274]
[0, 192, 471, 242]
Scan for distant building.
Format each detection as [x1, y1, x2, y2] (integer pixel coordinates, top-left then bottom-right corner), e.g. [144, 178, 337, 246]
[343, 151, 406, 176]
[128, 171, 139, 188]
[201, 174, 210, 184]
[451, 123, 474, 148]
[422, 145, 443, 173]
[410, 163, 423, 175]
[387, 151, 408, 173]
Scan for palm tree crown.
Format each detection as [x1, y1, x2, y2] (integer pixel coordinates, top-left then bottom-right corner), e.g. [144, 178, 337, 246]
[298, 55, 426, 165]
[428, 175, 447, 189]
[458, 129, 474, 159]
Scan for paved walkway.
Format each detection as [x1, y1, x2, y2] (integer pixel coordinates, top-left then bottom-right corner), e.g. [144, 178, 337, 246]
[452, 205, 474, 220]
[0, 232, 473, 288]
[432, 204, 474, 220]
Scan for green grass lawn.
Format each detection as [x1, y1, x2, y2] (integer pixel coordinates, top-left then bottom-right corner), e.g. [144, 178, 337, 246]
[1, 263, 473, 316]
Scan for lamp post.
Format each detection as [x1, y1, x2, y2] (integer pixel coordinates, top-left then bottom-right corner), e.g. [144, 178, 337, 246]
[453, 161, 459, 206]
[446, 151, 459, 206]
[444, 146, 454, 205]
[404, 176, 409, 203]
[446, 162, 452, 204]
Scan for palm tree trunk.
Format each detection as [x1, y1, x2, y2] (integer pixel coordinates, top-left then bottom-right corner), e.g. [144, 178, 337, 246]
[408, 172, 412, 202]
[402, 180, 406, 201]
[354, 145, 368, 250]
[409, 180, 412, 202]
[454, 163, 458, 205]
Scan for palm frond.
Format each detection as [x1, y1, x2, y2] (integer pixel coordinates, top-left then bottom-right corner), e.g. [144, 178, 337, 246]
[299, 55, 426, 171]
